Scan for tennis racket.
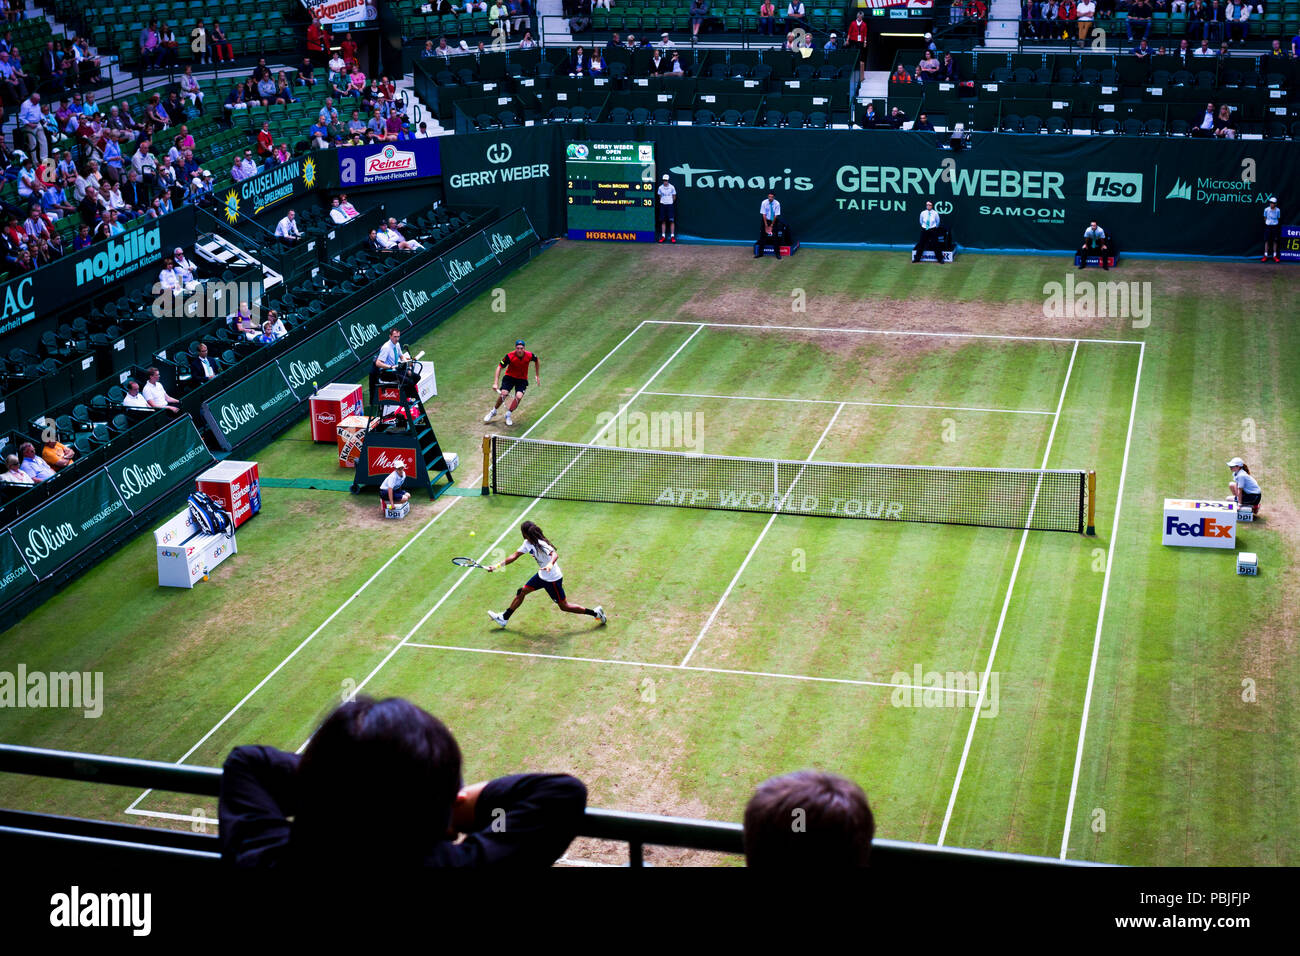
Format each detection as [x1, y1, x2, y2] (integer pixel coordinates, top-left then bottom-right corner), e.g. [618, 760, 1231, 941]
[452, 557, 493, 571]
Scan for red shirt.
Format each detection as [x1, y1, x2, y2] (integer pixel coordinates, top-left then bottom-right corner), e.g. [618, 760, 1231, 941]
[499, 350, 536, 379]
[256, 128, 273, 155]
[340, 39, 358, 63]
[306, 23, 324, 52]
[847, 20, 868, 44]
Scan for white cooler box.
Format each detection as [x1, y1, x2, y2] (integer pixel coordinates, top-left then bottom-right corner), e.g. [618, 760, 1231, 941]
[155, 507, 238, 588]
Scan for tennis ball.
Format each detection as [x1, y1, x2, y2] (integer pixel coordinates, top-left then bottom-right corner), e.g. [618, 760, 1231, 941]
[470, 531, 476, 536]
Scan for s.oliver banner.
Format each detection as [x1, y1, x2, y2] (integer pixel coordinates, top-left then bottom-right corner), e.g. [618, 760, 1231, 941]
[201, 362, 295, 451]
[10, 470, 130, 579]
[388, 257, 458, 324]
[338, 139, 442, 188]
[482, 208, 539, 264]
[106, 417, 213, 511]
[441, 230, 501, 292]
[440, 125, 564, 240]
[614, 126, 1299, 257]
[0, 531, 37, 606]
[338, 293, 409, 359]
[1, 208, 197, 335]
[300, 0, 376, 25]
[277, 324, 360, 399]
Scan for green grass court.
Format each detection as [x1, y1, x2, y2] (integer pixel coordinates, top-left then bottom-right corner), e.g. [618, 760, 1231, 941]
[2, 243, 1296, 865]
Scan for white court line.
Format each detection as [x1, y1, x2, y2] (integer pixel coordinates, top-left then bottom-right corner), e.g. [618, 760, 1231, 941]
[679, 402, 846, 668]
[124, 318, 659, 814]
[644, 390, 1055, 417]
[1059, 341, 1144, 860]
[310, 324, 709, 753]
[403, 641, 980, 695]
[645, 319, 1144, 347]
[935, 339, 1079, 847]
[123, 809, 214, 824]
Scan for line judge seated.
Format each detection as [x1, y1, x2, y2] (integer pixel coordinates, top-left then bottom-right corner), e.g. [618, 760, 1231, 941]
[755, 191, 784, 259]
[380, 458, 410, 514]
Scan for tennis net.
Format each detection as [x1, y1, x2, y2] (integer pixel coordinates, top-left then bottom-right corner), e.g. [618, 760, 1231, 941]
[489, 435, 1091, 533]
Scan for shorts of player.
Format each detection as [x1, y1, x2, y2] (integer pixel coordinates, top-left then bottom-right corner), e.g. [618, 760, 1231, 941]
[657, 204, 676, 223]
[1264, 223, 1281, 242]
[1239, 491, 1262, 507]
[500, 374, 528, 394]
[526, 572, 566, 602]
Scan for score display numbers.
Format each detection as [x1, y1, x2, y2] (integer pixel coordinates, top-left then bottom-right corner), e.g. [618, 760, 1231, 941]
[565, 142, 657, 242]
[1281, 225, 1300, 262]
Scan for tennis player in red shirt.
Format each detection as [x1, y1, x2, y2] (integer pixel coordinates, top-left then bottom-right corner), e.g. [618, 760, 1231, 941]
[485, 339, 540, 426]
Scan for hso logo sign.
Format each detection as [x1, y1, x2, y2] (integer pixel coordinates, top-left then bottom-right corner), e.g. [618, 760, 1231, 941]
[1086, 172, 1143, 203]
[486, 142, 512, 164]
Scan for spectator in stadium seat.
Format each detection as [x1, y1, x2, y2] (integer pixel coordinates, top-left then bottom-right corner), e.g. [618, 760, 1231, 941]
[210, 22, 233, 63]
[890, 63, 913, 85]
[219, 696, 586, 867]
[509, 0, 529, 33]
[276, 210, 303, 245]
[132, 140, 157, 185]
[690, 0, 709, 37]
[1214, 103, 1236, 138]
[139, 21, 161, 70]
[743, 771, 874, 868]
[1193, 38, 1215, 56]
[1133, 38, 1152, 56]
[123, 379, 150, 410]
[1128, 0, 1153, 40]
[339, 194, 359, 219]
[238, 150, 258, 180]
[72, 222, 92, 250]
[158, 23, 179, 68]
[255, 320, 279, 346]
[40, 40, 67, 92]
[1075, 0, 1095, 40]
[189, 344, 219, 383]
[1185, 0, 1207, 36]
[914, 112, 935, 131]
[758, 1, 777, 35]
[569, 45, 588, 75]
[143, 367, 180, 414]
[785, 0, 807, 32]
[916, 50, 939, 83]
[42, 432, 75, 471]
[18, 442, 55, 482]
[379, 217, 422, 251]
[0, 454, 34, 484]
[590, 49, 607, 77]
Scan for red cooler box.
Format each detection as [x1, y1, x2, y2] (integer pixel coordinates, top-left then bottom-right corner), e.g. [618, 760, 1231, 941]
[197, 460, 261, 529]
[310, 383, 364, 442]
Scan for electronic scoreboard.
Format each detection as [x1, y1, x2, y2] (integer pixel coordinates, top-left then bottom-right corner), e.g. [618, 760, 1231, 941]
[565, 142, 657, 241]
[1281, 225, 1300, 263]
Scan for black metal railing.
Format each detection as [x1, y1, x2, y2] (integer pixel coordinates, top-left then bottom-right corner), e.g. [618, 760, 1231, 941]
[0, 744, 1107, 867]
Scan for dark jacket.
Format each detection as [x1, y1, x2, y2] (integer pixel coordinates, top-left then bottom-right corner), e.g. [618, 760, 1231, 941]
[219, 745, 587, 867]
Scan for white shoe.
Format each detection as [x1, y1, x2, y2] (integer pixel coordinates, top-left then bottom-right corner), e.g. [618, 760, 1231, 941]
[488, 610, 507, 627]
[505, 411, 513, 426]
[594, 605, 607, 624]
[484, 408, 496, 423]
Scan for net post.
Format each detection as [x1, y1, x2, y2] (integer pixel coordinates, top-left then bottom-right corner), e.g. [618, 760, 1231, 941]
[1086, 470, 1096, 535]
[481, 435, 491, 496]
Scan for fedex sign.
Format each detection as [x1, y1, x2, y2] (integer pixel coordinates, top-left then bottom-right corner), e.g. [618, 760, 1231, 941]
[1161, 498, 1236, 549]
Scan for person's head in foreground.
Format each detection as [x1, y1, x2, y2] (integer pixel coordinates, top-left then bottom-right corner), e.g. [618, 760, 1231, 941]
[293, 696, 462, 862]
[743, 770, 874, 867]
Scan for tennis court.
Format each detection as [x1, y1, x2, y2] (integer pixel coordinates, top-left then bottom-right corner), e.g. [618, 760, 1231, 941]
[11, 244, 1295, 866]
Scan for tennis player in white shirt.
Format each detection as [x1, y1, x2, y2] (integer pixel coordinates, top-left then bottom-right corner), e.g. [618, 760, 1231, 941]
[487, 521, 606, 627]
